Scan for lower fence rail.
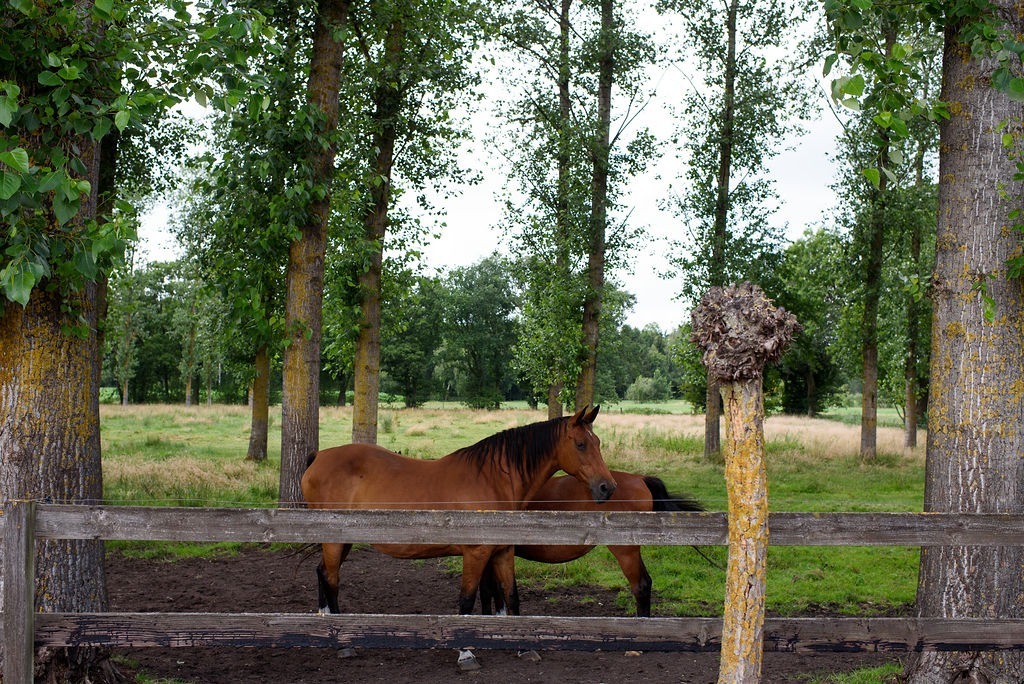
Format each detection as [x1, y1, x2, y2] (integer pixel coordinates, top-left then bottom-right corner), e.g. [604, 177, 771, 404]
[32, 614, 1024, 654]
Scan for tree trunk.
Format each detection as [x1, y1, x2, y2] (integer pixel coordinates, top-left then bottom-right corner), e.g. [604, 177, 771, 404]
[247, 344, 270, 462]
[904, 6, 1024, 680]
[0, 290, 109, 678]
[717, 379, 768, 683]
[904, 138, 928, 449]
[575, 0, 613, 411]
[704, 0, 738, 460]
[547, 381, 564, 419]
[280, 0, 349, 505]
[352, 18, 403, 445]
[859, 28, 895, 463]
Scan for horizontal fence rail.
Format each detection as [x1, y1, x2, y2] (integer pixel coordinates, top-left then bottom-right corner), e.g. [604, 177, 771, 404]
[25, 504, 1024, 546]
[6, 503, 1024, 682]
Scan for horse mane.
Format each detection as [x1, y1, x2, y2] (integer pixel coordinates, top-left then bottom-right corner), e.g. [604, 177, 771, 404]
[452, 415, 567, 482]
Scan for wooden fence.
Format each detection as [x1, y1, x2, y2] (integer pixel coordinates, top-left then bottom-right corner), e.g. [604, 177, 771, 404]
[4, 502, 1024, 682]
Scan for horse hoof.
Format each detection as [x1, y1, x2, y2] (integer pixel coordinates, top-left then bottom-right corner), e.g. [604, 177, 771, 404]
[337, 647, 357, 659]
[457, 649, 481, 671]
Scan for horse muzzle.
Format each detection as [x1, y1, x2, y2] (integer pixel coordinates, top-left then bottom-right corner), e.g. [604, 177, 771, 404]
[590, 478, 617, 503]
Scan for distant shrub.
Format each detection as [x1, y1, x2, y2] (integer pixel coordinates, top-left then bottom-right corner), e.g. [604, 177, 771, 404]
[625, 373, 671, 402]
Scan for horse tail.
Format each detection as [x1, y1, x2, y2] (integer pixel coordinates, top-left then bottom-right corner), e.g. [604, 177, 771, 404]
[305, 451, 318, 471]
[644, 476, 703, 512]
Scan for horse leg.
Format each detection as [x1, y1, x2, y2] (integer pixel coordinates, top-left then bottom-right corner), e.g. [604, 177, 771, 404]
[457, 546, 496, 614]
[487, 546, 520, 616]
[316, 542, 351, 614]
[478, 559, 497, 615]
[609, 545, 652, 617]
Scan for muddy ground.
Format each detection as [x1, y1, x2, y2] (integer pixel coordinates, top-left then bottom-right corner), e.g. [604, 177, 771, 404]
[106, 545, 901, 683]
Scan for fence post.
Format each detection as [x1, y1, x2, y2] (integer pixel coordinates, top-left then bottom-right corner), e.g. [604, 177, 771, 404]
[692, 283, 799, 684]
[3, 499, 36, 684]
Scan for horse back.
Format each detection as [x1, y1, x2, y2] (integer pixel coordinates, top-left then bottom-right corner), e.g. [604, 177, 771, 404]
[300, 442, 497, 509]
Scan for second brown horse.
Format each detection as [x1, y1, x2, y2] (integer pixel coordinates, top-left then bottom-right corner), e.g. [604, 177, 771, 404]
[480, 470, 703, 617]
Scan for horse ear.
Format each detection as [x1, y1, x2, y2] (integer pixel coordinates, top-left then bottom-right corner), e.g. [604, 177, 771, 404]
[585, 405, 600, 424]
[572, 405, 588, 425]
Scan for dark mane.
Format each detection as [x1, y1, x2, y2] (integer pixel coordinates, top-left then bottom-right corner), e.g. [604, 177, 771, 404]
[452, 415, 567, 481]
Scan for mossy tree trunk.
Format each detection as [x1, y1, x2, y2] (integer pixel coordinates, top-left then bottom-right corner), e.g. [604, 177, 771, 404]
[717, 378, 768, 682]
[904, 4, 1024, 680]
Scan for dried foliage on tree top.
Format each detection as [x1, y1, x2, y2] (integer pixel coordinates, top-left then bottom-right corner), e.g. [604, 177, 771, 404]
[690, 282, 801, 381]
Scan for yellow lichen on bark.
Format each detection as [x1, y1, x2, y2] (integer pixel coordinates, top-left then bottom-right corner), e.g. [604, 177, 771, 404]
[718, 380, 769, 684]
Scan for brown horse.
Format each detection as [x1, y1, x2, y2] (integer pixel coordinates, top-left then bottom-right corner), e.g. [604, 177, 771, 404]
[479, 471, 703, 617]
[300, 405, 617, 616]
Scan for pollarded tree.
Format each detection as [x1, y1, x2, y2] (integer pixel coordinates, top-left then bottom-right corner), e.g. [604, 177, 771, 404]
[657, 0, 814, 458]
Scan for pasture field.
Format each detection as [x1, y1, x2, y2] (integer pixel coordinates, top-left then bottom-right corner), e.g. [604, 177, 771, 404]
[101, 403, 925, 618]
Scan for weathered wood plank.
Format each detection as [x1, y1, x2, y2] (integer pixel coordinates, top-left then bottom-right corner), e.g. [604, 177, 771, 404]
[33, 613, 1024, 653]
[2, 501, 35, 684]
[31, 505, 1024, 547]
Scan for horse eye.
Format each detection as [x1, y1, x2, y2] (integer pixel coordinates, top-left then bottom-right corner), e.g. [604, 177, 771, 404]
[575, 441, 586, 451]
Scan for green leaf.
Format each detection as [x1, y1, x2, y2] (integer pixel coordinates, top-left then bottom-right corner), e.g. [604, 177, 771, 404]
[1007, 78, 1024, 103]
[0, 99, 14, 127]
[114, 110, 130, 132]
[0, 170, 21, 200]
[52, 191, 78, 225]
[38, 171, 62, 193]
[862, 167, 880, 189]
[37, 71, 63, 87]
[0, 147, 30, 173]
[3, 262, 37, 306]
[9, 0, 36, 16]
[93, 0, 113, 17]
[844, 74, 866, 96]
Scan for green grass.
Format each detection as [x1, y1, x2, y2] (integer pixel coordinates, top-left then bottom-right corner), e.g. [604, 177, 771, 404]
[820, 404, 906, 429]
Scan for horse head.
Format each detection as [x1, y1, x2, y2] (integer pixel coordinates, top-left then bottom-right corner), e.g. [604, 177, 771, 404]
[557, 405, 616, 503]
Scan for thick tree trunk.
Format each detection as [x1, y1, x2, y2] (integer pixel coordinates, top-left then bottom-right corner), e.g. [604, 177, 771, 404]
[904, 6, 1024, 681]
[280, 0, 349, 505]
[0, 287, 109, 678]
[575, 0, 613, 411]
[247, 344, 270, 462]
[351, 18, 403, 445]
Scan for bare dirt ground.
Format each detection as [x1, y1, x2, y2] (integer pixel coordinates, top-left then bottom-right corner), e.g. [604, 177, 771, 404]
[107, 545, 901, 683]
